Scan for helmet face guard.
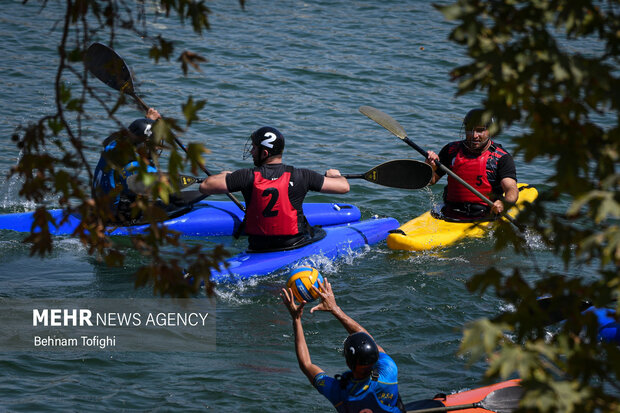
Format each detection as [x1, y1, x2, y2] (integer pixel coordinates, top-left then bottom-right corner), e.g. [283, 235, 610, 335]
[460, 109, 495, 153]
[243, 126, 285, 166]
[242, 135, 254, 161]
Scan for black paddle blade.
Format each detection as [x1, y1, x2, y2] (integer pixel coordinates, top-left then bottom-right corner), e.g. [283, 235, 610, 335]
[178, 175, 203, 189]
[85, 42, 134, 94]
[480, 385, 523, 413]
[364, 159, 432, 189]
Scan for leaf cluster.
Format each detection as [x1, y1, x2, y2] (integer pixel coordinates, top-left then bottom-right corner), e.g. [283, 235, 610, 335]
[11, 0, 244, 296]
[436, 0, 620, 411]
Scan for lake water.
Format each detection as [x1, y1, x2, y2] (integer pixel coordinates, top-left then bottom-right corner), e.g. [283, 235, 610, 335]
[0, 1, 569, 411]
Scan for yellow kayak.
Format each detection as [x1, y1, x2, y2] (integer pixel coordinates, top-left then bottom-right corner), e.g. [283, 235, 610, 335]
[387, 183, 538, 251]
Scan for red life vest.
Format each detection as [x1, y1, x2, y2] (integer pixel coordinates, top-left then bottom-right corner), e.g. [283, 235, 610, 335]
[445, 142, 505, 205]
[244, 167, 300, 236]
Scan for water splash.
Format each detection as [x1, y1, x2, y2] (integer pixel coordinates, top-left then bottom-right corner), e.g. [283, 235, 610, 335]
[1, 149, 38, 212]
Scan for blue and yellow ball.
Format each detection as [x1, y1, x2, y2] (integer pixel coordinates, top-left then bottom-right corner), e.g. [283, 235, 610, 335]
[286, 266, 324, 303]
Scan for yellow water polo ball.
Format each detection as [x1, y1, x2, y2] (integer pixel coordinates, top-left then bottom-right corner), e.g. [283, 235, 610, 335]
[286, 266, 324, 303]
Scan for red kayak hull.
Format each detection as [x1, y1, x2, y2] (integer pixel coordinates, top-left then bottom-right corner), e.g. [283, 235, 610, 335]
[405, 379, 521, 412]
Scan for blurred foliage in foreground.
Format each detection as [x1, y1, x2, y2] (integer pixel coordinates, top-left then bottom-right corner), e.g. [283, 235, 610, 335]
[437, 0, 619, 411]
[11, 0, 245, 297]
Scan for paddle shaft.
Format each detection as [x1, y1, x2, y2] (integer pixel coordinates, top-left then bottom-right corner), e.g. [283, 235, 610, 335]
[190, 174, 379, 182]
[406, 402, 483, 413]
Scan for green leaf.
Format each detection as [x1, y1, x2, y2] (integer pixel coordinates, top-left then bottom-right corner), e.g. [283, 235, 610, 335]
[66, 98, 83, 112]
[149, 36, 175, 63]
[435, 3, 463, 21]
[59, 83, 71, 104]
[47, 117, 64, 135]
[187, 142, 210, 175]
[552, 62, 570, 81]
[182, 96, 206, 127]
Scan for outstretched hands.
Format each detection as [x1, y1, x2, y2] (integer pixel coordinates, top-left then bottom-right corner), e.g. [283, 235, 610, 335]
[280, 277, 340, 319]
[310, 278, 339, 314]
[281, 287, 305, 321]
[281, 277, 378, 352]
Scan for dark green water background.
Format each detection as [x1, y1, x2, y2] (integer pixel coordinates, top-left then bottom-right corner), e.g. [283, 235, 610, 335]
[0, 1, 575, 411]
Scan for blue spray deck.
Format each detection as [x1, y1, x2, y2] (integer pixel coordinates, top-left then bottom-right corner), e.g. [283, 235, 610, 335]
[210, 217, 399, 283]
[0, 201, 361, 237]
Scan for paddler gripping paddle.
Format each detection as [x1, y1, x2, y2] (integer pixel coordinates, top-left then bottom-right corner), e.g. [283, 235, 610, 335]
[406, 384, 523, 413]
[85, 42, 246, 212]
[359, 105, 524, 230]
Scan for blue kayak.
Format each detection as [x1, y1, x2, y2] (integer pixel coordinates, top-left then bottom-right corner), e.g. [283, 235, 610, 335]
[584, 306, 619, 345]
[211, 217, 399, 283]
[537, 297, 619, 345]
[0, 201, 361, 237]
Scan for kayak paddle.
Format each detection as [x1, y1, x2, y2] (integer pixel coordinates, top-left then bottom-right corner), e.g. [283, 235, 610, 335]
[343, 159, 432, 189]
[177, 174, 204, 189]
[135, 160, 432, 192]
[85, 42, 246, 212]
[406, 384, 523, 413]
[126, 173, 206, 195]
[359, 105, 523, 230]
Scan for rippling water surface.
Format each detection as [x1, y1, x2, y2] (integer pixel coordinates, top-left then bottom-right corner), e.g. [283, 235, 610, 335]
[0, 1, 564, 411]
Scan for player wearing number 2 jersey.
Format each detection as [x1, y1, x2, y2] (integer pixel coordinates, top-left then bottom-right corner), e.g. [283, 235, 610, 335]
[199, 127, 350, 251]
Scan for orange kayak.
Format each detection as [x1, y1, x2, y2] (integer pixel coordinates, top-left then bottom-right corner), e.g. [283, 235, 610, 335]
[404, 379, 522, 412]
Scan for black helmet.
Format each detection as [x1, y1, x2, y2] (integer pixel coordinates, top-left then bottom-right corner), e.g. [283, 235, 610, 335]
[243, 126, 285, 161]
[462, 108, 495, 132]
[343, 332, 379, 370]
[127, 118, 156, 144]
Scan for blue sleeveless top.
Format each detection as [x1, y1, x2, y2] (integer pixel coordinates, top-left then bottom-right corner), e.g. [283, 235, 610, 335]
[92, 140, 157, 208]
[313, 352, 401, 413]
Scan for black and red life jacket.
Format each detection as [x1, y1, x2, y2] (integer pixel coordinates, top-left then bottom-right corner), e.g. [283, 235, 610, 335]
[244, 166, 303, 236]
[445, 141, 507, 205]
